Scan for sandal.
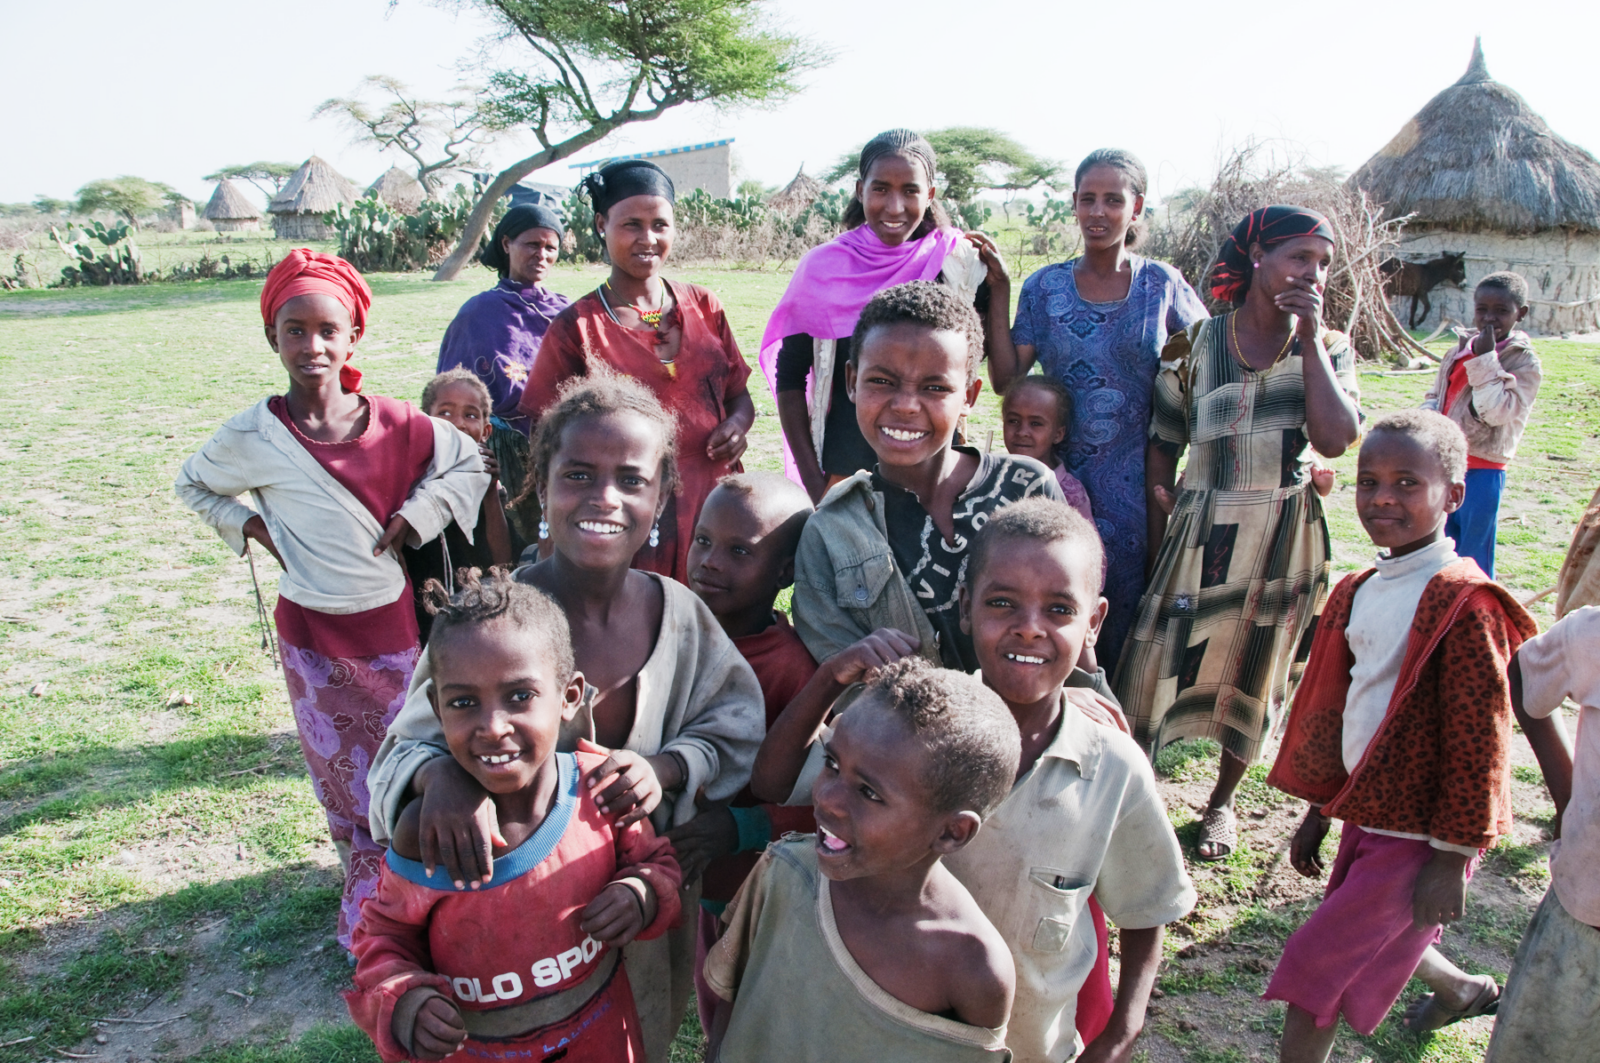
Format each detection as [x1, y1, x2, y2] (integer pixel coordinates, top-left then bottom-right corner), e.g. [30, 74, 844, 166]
[1196, 806, 1238, 862]
[1403, 975, 1500, 1034]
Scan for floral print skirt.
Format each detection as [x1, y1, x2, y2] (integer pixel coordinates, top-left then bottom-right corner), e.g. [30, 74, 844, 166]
[280, 638, 418, 948]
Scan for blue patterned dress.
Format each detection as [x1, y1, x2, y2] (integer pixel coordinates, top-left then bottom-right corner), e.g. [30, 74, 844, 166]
[1011, 256, 1209, 671]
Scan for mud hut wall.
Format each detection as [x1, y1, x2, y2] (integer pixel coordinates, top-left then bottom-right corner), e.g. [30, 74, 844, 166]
[271, 213, 335, 241]
[1390, 229, 1600, 335]
[213, 218, 261, 232]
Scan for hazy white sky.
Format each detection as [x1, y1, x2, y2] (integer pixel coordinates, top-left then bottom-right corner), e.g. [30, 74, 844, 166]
[7, 0, 1599, 209]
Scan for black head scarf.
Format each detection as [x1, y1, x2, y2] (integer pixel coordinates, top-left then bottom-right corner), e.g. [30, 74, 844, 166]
[581, 159, 676, 217]
[482, 204, 565, 276]
[1211, 205, 1336, 305]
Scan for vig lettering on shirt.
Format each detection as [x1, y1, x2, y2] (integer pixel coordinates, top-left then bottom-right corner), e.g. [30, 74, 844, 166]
[449, 934, 605, 1003]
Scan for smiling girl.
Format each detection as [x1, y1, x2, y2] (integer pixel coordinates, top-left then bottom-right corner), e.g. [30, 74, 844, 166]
[175, 250, 488, 949]
[761, 129, 998, 501]
[519, 160, 755, 584]
[989, 149, 1209, 674]
[1113, 206, 1363, 862]
[368, 373, 765, 1061]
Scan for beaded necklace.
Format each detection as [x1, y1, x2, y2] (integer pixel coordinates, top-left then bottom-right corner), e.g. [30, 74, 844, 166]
[599, 281, 671, 329]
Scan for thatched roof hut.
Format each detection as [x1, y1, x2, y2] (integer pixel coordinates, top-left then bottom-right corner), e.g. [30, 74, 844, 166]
[268, 156, 359, 240]
[767, 167, 823, 214]
[1351, 39, 1600, 334]
[203, 179, 262, 232]
[367, 166, 426, 213]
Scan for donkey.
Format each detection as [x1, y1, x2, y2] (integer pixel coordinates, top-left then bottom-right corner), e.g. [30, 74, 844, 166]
[1381, 252, 1468, 328]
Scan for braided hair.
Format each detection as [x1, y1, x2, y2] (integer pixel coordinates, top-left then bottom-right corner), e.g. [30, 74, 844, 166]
[842, 129, 952, 237]
[421, 567, 576, 683]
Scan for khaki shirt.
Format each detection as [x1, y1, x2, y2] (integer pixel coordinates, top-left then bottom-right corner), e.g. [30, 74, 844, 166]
[945, 695, 1195, 1063]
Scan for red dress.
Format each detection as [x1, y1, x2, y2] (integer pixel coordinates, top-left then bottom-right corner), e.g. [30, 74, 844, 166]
[520, 282, 753, 583]
[346, 751, 682, 1063]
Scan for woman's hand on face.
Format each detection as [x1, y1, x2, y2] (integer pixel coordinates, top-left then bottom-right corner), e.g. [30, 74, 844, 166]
[242, 515, 284, 569]
[1275, 276, 1324, 342]
[965, 231, 1010, 288]
[706, 417, 748, 465]
[585, 749, 665, 826]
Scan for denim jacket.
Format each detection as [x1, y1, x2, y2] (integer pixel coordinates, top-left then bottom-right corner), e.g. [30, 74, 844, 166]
[792, 471, 943, 666]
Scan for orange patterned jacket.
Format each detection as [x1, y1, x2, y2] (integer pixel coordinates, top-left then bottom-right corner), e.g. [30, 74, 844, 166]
[1268, 559, 1537, 850]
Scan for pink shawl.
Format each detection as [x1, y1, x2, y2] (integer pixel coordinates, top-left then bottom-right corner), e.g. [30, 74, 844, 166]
[758, 225, 964, 481]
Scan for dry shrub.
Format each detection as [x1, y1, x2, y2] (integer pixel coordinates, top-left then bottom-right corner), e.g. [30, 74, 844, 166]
[1143, 142, 1430, 362]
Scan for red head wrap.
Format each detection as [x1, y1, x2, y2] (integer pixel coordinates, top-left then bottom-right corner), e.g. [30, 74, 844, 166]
[260, 249, 374, 392]
[1210, 206, 1336, 306]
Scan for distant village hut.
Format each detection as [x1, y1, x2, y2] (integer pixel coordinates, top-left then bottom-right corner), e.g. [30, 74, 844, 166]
[1351, 39, 1600, 335]
[569, 138, 735, 199]
[767, 167, 823, 214]
[367, 166, 426, 213]
[268, 156, 359, 240]
[202, 180, 261, 232]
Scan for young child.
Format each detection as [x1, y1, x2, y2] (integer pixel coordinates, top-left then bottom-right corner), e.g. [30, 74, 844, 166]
[677, 472, 821, 1035]
[1264, 410, 1537, 1061]
[175, 249, 487, 949]
[346, 570, 680, 1062]
[1483, 606, 1597, 1061]
[705, 658, 1020, 1061]
[365, 373, 764, 1062]
[1001, 375, 1094, 525]
[943, 497, 1195, 1063]
[1420, 270, 1542, 579]
[404, 368, 521, 643]
[792, 281, 1063, 676]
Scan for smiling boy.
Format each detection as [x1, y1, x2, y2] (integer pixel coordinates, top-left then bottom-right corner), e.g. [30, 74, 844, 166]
[1420, 271, 1542, 578]
[1264, 410, 1536, 1061]
[345, 571, 681, 1063]
[792, 282, 1063, 675]
[705, 659, 1020, 1062]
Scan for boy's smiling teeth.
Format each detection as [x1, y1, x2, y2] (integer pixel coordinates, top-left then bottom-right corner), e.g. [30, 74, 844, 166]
[818, 826, 850, 852]
[881, 427, 928, 442]
[1005, 653, 1046, 665]
[577, 520, 625, 535]
[478, 752, 518, 765]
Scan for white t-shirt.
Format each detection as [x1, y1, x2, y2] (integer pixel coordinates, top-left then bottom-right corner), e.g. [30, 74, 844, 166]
[1516, 606, 1600, 926]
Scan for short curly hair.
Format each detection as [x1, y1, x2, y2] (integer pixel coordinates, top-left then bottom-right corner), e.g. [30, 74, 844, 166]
[1477, 271, 1530, 308]
[1002, 374, 1075, 434]
[420, 367, 490, 418]
[421, 567, 575, 684]
[1363, 409, 1468, 483]
[968, 496, 1103, 593]
[517, 369, 680, 509]
[857, 657, 1020, 817]
[850, 281, 983, 386]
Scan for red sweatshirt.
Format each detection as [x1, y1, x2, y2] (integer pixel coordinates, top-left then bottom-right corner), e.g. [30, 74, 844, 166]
[345, 751, 682, 1062]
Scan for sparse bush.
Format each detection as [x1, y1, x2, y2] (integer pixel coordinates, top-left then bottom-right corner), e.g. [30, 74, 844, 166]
[163, 251, 278, 282]
[51, 220, 143, 286]
[327, 186, 499, 272]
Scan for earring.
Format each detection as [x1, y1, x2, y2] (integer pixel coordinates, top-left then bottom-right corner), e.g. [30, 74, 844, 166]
[648, 522, 660, 549]
[538, 518, 549, 541]
[1253, 261, 1262, 269]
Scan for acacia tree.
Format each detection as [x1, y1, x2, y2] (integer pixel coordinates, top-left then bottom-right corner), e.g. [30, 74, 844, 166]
[315, 76, 493, 193]
[825, 127, 1062, 222]
[74, 176, 179, 229]
[429, 0, 824, 281]
[203, 162, 299, 201]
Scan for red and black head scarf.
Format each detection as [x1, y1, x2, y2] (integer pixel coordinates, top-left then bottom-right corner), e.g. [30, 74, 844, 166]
[260, 249, 373, 392]
[1211, 206, 1336, 306]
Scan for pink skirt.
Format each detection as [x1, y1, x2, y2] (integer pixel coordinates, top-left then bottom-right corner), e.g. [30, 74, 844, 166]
[1264, 827, 1476, 1035]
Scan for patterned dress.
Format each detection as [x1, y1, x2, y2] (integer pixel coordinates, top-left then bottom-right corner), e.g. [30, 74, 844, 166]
[1113, 315, 1361, 763]
[1011, 257, 1209, 671]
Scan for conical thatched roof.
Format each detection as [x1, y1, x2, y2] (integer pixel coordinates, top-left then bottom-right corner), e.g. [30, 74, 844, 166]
[268, 156, 359, 216]
[203, 178, 261, 221]
[1351, 39, 1600, 234]
[367, 166, 426, 213]
[767, 166, 823, 214]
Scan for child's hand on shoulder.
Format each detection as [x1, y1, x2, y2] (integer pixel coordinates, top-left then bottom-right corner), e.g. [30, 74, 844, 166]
[1411, 849, 1470, 930]
[1289, 807, 1332, 878]
[581, 880, 654, 947]
[585, 748, 665, 826]
[404, 992, 467, 1061]
[826, 628, 920, 688]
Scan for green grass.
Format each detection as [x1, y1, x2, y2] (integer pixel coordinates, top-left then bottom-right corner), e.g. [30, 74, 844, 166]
[2, 263, 1593, 1061]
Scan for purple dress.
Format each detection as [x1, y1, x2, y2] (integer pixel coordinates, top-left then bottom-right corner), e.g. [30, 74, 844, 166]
[437, 277, 570, 436]
[1011, 255, 1208, 671]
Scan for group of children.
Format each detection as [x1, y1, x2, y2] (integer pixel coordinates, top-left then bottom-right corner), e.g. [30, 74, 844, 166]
[173, 165, 1579, 1061]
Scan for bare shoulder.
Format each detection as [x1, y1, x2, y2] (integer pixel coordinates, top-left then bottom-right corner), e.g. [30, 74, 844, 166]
[925, 869, 1015, 1029]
